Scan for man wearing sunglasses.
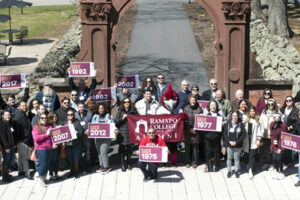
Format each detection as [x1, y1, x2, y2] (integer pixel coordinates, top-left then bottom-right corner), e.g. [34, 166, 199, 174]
[70, 90, 79, 111]
[137, 126, 167, 182]
[202, 79, 218, 101]
[156, 74, 168, 103]
[56, 97, 73, 124]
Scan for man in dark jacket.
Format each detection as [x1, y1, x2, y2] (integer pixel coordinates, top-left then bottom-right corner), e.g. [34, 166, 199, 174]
[156, 74, 168, 104]
[35, 81, 60, 112]
[75, 102, 93, 172]
[68, 77, 97, 103]
[56, 97, 72, 124]
[12, 101, 33, 179]
[202, 79, 218, 101]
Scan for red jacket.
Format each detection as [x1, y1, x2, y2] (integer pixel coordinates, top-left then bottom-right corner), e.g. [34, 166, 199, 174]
[139, 135, 167, 147]
[270, 121, 287, 152]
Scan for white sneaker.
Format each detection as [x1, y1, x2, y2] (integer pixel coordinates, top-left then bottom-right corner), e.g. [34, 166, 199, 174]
[262, 164, 269, 170]
[39, 179, 47, 188]
[268, 165, 274, 171]
[273, 172, 279, 180]
[277, 172, 285, 180]
[248, 169, 253, 179]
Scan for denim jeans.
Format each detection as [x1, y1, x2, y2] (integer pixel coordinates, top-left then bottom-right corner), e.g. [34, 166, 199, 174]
[227, 147, 242, 173]
[2, 148, 15, 167]
[17, 142, 30, 174]
[81, 137, 92, 170]
[137, 161, 158, 179]
[95, 139, 110, 168]
[66, 144, 81, 162]
[49, 146, 60, 175]
[36, 149, 53, 178]
[272, 150, 284, 172]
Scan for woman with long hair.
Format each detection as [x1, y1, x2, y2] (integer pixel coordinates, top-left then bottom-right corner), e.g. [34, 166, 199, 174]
[224, 111, 246, 178]
[28, 99, 41, 121]
[65, 109, 84, 178]
[259, 98, 280, 170]
[183, 95, 203, 168]
[139, 77, 158, 101]
[204, 100, 225, 172]
[32, 113, 53, 187]
[91, 103, 114, 174]
[48, 112, 62, 180]
[115, 97, 137, 171]
[238, 99, 250, 123]
[244, 106, 263, 179]
[256, 88, 273, 115]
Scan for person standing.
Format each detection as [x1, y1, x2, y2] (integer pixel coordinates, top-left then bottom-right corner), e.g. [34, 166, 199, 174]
[292, 111, 300, 186]
[68, 77, 97, 103]
[35, 81, 60, 112]
[202, 79, 218, 101]
[0, 110, 17, 182]
[156, 74, 168, 103]
[13, 101, 33, 179]
[70, 90, 79, 111]
[138, 77, 158, 101]
[31, 104, 47, 127]
[231, 89, 244, 111]
[56, 97, 72, 124]
[224, 111, 246, 178]
[173, 80, 191, 114]
[135, 89, 159, 115]
[256, 88, 273, 115]
[32, 113, 53, 187]
[183, 95, 203, 168]
[215, 89, 232, 119]
[115, 98, 137, 172]
[137, 126, 167, 182]
[270, 113, 287, 180]
[91, 103, 114, 174]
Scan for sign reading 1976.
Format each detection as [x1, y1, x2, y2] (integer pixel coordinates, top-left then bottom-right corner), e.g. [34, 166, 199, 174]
[281, 132, 300, 152]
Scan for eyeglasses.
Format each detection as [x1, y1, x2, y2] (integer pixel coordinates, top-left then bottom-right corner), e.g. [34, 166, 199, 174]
[210, 83, 217, 86]
[146, 81, 152, 83]
[67, 113, 74, 116]
[124, 101, 130, 104]
[157, 77, 164, 79]
[148, 132, 155, 134]
[71, 94, 78, 96]
[264, 92, 271, 95]
[63, 102, 70, 104]
[192, 89, 198, 91]
[41, 117, 47, 120]
[286, 99, 292, 102]
[268, 103, 274, 106]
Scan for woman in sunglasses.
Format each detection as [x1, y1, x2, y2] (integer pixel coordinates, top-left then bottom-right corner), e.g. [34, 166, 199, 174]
[259, 98, 281, 170]
[256, 88, 273, 115]
[139, 77, 158, 101]
[65, 109, 84, 178]
[115, 97, 137, 171]
[32, 113, 53, 187]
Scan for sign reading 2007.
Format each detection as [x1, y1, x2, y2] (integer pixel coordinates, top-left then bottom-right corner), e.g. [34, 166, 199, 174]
[50, 124, 77, 145]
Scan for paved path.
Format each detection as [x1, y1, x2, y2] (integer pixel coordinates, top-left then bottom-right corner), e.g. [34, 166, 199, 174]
[121, 0, 209, 93]
[0, 163, 299, 200]
[26, 0, 73, 6]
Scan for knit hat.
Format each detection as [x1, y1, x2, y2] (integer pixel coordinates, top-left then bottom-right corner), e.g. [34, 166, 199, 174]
[191, 84, 199, 90]
[273, 113, 282, 118]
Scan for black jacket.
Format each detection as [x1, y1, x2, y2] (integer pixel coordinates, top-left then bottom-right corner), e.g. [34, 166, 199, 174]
[224, 121, 245, 148]
[204, 112, 222, 141]
[115, 108, 137, 144]
[12, 110, 32, 146]
[280, 107, 299, 127]
[0, 120, 15, 149]
[292, 120, 300, 136]
[66, 120, 84, 146]
[202, 89, 214, 101]
[57, 107, 74, 125]
[0, 88, 29, 116]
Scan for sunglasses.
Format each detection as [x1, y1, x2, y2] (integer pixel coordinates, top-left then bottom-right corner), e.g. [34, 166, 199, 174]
[124, 101, 130, 103]
[67, 113, 74, 116]
[157, 77, 164, 79]
[192, 89, 198, 91]
[63, 102, 70, 104]
[148, 132, 155, 134]
[264, 92, 271, 95]
[41, 117, 47, 120]
[286, 99, 292, 102]
[210, 83, 217, 85]
[71, 94, 78, 96]
[268, 103, 274, 106]
[146, 81, 152, 83]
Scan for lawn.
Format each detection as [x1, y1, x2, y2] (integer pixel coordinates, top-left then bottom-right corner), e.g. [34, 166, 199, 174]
[0, 5, 78, 39]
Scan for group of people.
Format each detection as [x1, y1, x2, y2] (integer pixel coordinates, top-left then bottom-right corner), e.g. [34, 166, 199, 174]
[0, 73, 300, 187]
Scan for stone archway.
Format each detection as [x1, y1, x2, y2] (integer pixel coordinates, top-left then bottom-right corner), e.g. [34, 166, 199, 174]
[77, 0, 250, 101]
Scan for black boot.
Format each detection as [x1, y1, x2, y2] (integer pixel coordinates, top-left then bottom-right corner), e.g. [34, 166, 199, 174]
[67, 160, 74, 177]
[127, 151, 132, 170]
[121, 152, 126, 172]
[2, 165, 13, 182]
[74, 162, 79, 178]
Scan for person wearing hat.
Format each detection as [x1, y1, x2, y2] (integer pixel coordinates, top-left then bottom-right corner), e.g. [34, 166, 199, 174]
[35, 81, 60, 112]
[202, 79, 218, 101]
[259, 98, 281, 170]
[270, 113, 287, 180]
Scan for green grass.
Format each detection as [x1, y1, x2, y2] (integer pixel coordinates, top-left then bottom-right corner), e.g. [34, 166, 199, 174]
[0, 5, 78, 39]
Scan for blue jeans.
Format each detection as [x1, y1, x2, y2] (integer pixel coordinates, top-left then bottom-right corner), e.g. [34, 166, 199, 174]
[227, 147, 242, 173]
[81, 137, 91, 170]
[66, 145, 81, 162]
[36, 149, 53, 178]
[49, 146, 60, 175]
[137, 161, 158, 179]
[2, 148, 15, 167]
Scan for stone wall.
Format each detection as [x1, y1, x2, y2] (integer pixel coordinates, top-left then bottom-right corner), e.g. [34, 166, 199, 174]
[250, 18, 300, 96]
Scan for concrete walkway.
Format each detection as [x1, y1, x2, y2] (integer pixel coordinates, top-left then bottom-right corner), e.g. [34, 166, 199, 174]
[26, 0, 73, 6]
[122, 0, 209, 93]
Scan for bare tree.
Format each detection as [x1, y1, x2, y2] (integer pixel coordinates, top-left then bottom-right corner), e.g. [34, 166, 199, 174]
[251, 0, 267, 20]
[268, 0, 293, 37]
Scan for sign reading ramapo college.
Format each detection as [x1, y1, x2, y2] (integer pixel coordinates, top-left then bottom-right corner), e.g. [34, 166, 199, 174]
[128, 114, 187, 143]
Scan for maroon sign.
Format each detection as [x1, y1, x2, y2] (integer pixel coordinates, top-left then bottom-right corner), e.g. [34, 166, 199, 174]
[69, 62, 95, 77]
[127, 114, 187, 143]
[88, 123, 116, 138]
[281, 132, 300, 152]
[50, 125, 77, 145]
[197, 100, 209, 110]
[0, 74, 26, 89]
[139, 146, 168, 163]
[194, 115, 222, 132]
[90, 87, 116, 102]
[116, 75, 139, 89]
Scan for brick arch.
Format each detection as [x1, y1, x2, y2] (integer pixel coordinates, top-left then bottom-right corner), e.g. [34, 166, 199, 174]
[77, 0, 250, 101]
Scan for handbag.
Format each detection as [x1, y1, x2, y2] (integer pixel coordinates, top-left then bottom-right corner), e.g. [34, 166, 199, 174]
[30, 149, 38, 161]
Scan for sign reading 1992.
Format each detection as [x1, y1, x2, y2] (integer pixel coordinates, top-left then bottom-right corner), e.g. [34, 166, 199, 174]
[69, 62, 95, 77]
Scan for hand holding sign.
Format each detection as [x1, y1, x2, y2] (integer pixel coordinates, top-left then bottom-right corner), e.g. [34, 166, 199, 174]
[194, 115, 222, 132]
[50, 124, 77, 145]
[88, 123, 116, 139]
[139, 146, 168, 163]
